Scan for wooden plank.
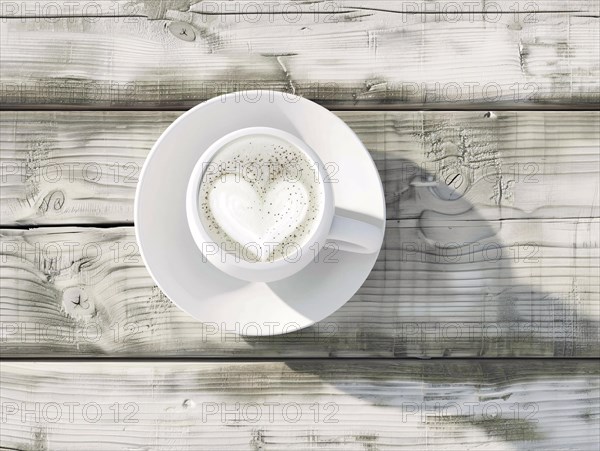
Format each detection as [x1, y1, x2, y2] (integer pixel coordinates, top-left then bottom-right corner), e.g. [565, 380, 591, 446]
[3, 1, 599, 18]
[1, 3, 598, 108]
[1, 219, 597, 357]
[1, 111, 598, 225]
[1, 360, 598, 450]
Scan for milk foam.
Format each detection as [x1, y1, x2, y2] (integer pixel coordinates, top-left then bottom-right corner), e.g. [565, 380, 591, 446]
[198, 134, 324, 262]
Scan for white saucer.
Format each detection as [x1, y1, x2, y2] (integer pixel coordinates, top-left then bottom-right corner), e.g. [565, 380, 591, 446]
[135, 91, 386, 336]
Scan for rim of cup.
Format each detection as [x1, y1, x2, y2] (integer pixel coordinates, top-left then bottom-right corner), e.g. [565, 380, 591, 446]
[186, 126, 335, 273]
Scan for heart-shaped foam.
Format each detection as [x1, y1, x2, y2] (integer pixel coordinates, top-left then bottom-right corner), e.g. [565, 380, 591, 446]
[208, 174, 309, 261]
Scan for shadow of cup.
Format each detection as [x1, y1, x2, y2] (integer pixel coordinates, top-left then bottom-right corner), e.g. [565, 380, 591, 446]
[242, 154, 598, 358]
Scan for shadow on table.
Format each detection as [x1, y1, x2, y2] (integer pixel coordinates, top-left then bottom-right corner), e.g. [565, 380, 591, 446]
[243, 154, 599, 358]
[239, 154, 599, 448]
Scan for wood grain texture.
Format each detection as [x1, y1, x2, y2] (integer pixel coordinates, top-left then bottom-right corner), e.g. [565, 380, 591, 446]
[1, 360, 598, 450]
[1, 3, 598, 449]
[1, 219, 597, 357]
[3, 1, 599, 18]
[1, 2, 598, 108]
[1, 110, 598, 225]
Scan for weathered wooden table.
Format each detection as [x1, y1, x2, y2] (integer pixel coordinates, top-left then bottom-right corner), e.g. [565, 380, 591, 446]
[1, 1, 599, 449]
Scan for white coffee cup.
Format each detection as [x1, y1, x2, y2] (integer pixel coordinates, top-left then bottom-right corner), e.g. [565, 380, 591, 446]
[186, 127, 383, 282]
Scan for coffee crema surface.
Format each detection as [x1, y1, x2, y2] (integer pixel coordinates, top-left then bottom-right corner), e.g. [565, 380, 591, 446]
[198, 134, 324, 262]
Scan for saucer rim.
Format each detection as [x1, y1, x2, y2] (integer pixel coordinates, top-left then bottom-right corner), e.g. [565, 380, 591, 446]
[134, 91, 386, 336]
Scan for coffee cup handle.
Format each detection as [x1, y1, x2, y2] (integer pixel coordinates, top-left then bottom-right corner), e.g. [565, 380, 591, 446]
[326, 214, 383, 254]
